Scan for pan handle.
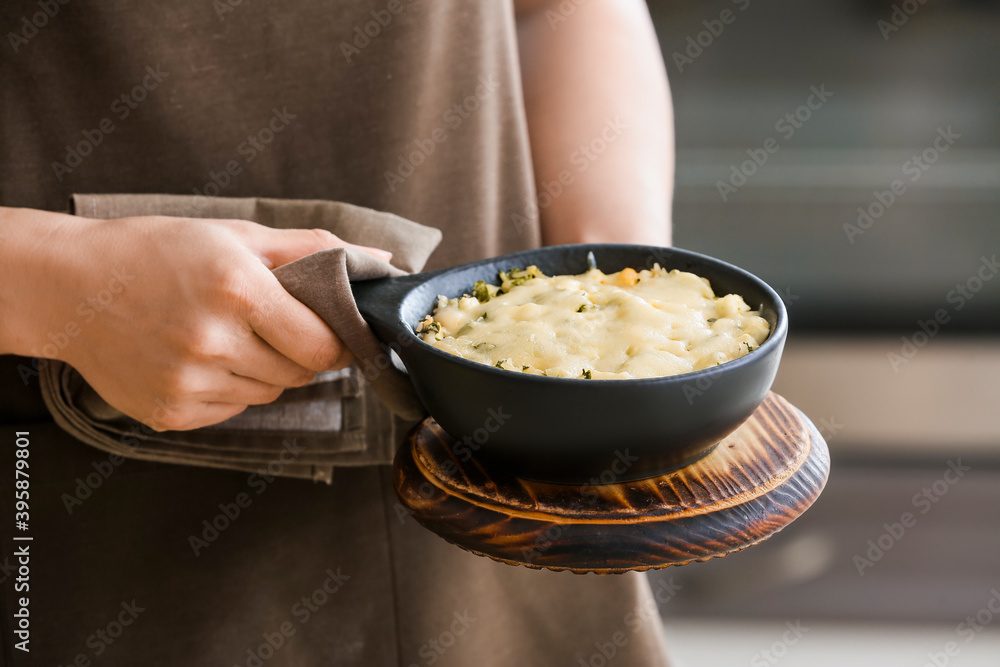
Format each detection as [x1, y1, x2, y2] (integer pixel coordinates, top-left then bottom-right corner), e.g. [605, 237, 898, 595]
[351, 268, 446, 343]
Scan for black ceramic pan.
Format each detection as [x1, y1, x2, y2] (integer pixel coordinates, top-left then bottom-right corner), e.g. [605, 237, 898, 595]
[351, 244, 787, 483]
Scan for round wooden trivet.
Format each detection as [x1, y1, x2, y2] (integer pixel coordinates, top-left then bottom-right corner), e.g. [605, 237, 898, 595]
[393, 392, 830, 574]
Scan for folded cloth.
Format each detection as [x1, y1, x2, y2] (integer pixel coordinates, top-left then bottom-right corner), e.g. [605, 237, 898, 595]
[39, 194, 442, 482]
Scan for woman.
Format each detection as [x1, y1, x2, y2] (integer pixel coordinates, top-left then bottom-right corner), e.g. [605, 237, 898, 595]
[0, 1, 674, 664]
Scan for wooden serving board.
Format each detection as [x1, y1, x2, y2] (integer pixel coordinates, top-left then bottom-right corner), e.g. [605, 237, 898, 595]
[393, 392, 830, 574]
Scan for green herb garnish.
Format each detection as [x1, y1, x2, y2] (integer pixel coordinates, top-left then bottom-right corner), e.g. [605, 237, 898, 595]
[498, 265, 544, 292]
[472, 280, 493, 303]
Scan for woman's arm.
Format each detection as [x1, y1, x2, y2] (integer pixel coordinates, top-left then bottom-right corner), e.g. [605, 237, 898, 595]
[0, 207, 388, 430]
[515, 0, 674, 246]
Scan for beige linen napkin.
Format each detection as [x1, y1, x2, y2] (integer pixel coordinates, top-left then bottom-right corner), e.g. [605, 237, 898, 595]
[39, 194, 441, 482]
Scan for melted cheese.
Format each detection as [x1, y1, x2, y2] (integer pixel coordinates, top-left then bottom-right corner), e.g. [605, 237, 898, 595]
[416, 265, 770, 380]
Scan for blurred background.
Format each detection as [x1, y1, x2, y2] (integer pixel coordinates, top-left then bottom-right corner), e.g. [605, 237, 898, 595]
[643, 1, 1000, 665]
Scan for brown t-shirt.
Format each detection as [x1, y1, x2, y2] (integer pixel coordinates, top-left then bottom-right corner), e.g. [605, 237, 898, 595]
[0, 9, 676, 667]
[0, 0, 540, 416]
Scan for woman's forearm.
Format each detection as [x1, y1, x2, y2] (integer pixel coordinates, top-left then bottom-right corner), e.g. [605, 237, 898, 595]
[516, 0, 674, 246]
[0, 207, 385, 430]
[0, 206, 91, 358]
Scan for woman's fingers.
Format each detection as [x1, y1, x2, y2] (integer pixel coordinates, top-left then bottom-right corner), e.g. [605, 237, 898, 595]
[146, 374, 288, 431]
[245, 270, 356, 373]
[224, 330, 319, 389]
[235, 224, 393, 268]
[199, 374, 287, 406]
[148, 402, 249, 432]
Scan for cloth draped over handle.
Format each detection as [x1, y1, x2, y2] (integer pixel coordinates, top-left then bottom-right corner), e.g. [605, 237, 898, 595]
[39, 194, 442, 483]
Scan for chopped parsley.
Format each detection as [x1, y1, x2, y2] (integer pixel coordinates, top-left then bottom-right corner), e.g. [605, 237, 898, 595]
[472, 280, 495, 303]
[498, 265, 544, 292]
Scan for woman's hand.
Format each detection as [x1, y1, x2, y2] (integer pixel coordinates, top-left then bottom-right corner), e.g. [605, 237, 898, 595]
[0, 208, 390, 431]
